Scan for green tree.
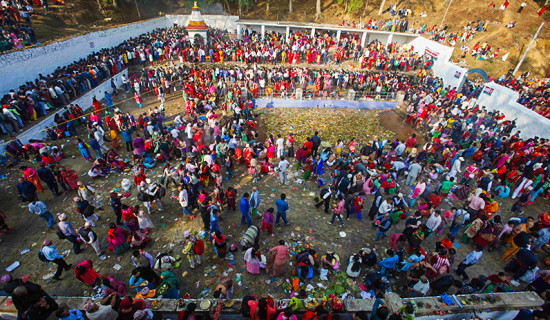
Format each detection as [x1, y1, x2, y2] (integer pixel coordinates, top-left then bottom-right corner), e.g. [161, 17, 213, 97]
[337, 0, 364, 12]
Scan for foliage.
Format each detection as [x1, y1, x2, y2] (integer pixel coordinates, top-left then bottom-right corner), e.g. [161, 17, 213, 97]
[337, 0, 365, 13]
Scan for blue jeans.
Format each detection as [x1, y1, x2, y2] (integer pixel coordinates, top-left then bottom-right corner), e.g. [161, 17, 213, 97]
[276, 211, 289, 225]
[39, 211, 55, 228]
[241, 212, 251, 227]
[450, 224, 462, 237]
[182, 207, 193, 216]
[374, 229, 386, 241]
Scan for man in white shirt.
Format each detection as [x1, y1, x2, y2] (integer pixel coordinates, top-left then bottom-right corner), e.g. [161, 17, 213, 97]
[408, 275, 430, 297]
[276, 134, 285, 158]
[178, 185, 192, 216]
[83, 294, 119, 320]
[378, 199, 394, 215]
[426, 210, 442, 236]
[455, 244, 483, 280]
[278, 156, 290, 184]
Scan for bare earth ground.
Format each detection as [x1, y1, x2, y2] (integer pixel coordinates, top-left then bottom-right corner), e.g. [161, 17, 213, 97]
[0, 68, 548, 302]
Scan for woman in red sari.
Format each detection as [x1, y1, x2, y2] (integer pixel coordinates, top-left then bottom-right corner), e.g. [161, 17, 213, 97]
[21, 166, 44, 191]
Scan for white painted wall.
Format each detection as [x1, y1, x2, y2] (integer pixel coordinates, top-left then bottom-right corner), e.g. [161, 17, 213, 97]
[0, 17, 173, 96]
[12, 70, 128, 145]
[476, 82, 550, 139]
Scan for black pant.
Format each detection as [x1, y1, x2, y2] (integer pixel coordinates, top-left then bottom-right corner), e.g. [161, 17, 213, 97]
[113, 208, 122, 225]
[315, 197, 331, 213]
[504, 259, 529, 280]
[138, 266, 160, 284]
[126, 141, 134, 152]
[312, 146, 319, 157]
[46, 181, 60, 196]
[456, 262, 473, 279]
[51, 258, 70, 279]
[66, 234, 82, 254]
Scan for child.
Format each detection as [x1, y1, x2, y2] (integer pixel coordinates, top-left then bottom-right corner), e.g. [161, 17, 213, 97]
[136, 205, 154, 234]
[261, 208, 275, 236]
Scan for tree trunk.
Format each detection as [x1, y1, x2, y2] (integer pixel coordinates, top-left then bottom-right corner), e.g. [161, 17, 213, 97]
[363, 0, 369, 16]
[112, 0, 118, 7]
[267, 0, 270, 11]
[378, 0, 386, 15]
[315, 0, 321, 19]
[224, 0, 232, 14]
[97, 0, 104, 12]
[134, 0, 142, 18]
[289, 0, 293, 13]
[239, 0, 243, 16]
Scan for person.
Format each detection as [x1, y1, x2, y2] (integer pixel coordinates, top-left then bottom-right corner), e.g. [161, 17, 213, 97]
[261, 208, 275, 235]
[213, 276, 234, 299]
[182, 231, 202, 269]
[408, 275, 430, 297]
[370, 298, 390, 320]
[40, 239, 72, 281]
[212, 230, 227, 258]
[78, 221, 104, 256]
[426, 210, 442, 238]
[249, 297, 276, 320]
[17, 177, 38, 202]
[250, 186, 261, 217]
[58, 213, 82, 254]
[28, 200, 55, 229]
[276, 307, 298, 320]
[315, 186, 332, 214]
[278, 156, 290, 184]
[132, 250, 160, 284]
[266, 240, 288, 276]
[154, 254, 176, 272]
[55, 303, 85, 320]
[275, 193, 290, 226]
[75, 260, 101, 286]
[160, 270, 181, 299]
[240, 192, 252, 227]
[110, 192, 123, 225]
[177, 185, 193, 216]
[378, 249, 399, 276]
[12, 284, 58, 320]
[346, 254, 362, 278]
[244, 245, 261, 274]
[83, 293, 119, 320]
[328, 194, 346, 227]
[108, 222, 129, 254]
[102, 277, 126, 297]
[374, 212, 392, 241]
[456, 244, 484, 280]
[37, 163, 62, 196]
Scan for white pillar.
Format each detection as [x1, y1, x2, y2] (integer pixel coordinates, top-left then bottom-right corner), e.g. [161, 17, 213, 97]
[286, 26, 290, 42]
[261, 25, 265, 40]
[387, 33, 393, 45]
[336, 30, 341, 42]
[311, 28, 315, 38]
[361, 32, 367, 47]
[237, 24, 242, 39]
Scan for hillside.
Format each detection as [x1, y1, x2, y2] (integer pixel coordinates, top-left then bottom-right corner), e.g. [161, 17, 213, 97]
[13, 0, 550, 78]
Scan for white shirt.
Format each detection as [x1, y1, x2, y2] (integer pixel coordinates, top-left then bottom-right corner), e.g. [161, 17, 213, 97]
[278, 159, 289, 172]
[413, 280, 430, 295]
[463, 250, 483, 265]
[426, 213, 442, 231]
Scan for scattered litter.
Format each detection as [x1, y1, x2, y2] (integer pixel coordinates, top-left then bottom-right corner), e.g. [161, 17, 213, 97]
[6, 261, 20, 272]
[20, 249, 30, 255]
[113, 264, 122, 270]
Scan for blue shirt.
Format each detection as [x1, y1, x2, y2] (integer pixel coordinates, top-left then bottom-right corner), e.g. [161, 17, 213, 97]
[240, 197, 250, 214]
[495, 185, 510, 198]
[378, 255, 399, 269]
[276, 199, 289, 214]
[42, 245, 63, 261]
[60, 309, 85, 320]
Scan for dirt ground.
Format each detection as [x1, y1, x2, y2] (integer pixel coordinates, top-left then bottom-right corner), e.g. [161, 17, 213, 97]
[0, 71, 548, 301]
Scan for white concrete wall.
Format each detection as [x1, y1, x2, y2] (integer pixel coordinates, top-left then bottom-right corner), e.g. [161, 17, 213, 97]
[476, 82, 550, 139]
[0, 17, 173, 96]
[12, 70, 128, 145]
[409, 36, 455, 65]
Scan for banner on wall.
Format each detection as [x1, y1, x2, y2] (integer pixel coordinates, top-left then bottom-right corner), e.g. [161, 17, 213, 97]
[454, 71, 462, 78]
[425, 47, 440, 59]
[483, 86, 494, 96]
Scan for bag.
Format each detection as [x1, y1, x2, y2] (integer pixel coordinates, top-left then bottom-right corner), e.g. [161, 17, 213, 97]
[156, 185, 166, 199]
[194, 239, 204, 255]
[289, 297, 304, 311]
[56, 228, 66, 240]
[454, 212, 466, 226]
[156, 253, 168, 267]
[137, 190, 151, 202]
[38, 249, 48, 262]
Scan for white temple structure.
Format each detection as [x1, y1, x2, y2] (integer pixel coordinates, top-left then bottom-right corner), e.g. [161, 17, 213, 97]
[185, 2, 209, 41]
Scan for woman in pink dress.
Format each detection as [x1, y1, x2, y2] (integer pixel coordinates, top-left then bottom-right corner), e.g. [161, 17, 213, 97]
[266, 240, 289, 276]
[21, 166, 44, 191]
[107, 222, 129, 254]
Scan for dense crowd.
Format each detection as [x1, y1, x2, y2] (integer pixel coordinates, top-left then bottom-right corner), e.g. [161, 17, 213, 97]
[0, 25, 434, 136]
[496, 72, 550, 120]
[0, 0, 39, 52]
[1, 22, 550, 320]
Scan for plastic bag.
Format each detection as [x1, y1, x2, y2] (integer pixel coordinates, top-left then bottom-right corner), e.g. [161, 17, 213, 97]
[289, 297, 304, 311]
[320, 268, 329, 281]
[121, 178, 132, 192]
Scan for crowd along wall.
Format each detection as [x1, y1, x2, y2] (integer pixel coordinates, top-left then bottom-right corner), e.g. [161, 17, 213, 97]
[0, 17, 174, 96]
[7, 70, 128, 146]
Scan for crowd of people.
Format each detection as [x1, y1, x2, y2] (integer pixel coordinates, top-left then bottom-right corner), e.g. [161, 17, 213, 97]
[0, 0, 39, 52]
[1, 21, 550, 320]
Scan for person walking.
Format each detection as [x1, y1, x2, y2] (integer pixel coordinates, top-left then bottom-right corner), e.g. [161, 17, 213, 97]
[182, 231, 202, 269]
[78, 222, 104, 256]
[17, 177, 38, 202]
[328, 195, 345, 227]
[77, 181, 102, 210]
[275, 193, 290, 226]
[455, 244, 483, 280]
[250, 187, 261, 218]
[110, 192, 123, 225]
[178, 185, 193, 216]
[40, 239, 72, 281]
[278, 156, 290, 185]
[37, 163, 62, 196]
[240, 193, 252, 227]
[28, 200, 55, 229]
[58, 213, 82, 254]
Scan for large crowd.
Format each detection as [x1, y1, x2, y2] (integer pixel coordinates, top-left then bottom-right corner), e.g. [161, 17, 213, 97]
[1, 23, 550, 320]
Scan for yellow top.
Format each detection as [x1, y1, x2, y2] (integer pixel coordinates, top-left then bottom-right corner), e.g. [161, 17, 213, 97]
[193, 1, 199, 10]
